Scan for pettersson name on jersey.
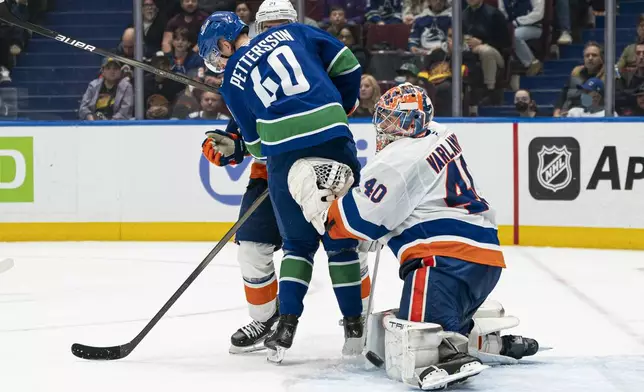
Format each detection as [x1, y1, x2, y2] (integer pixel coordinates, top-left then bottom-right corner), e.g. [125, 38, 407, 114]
[229, 30, 295, 90]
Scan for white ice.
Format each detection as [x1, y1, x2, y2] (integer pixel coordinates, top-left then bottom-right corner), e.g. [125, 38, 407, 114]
[1, 242, 643, 392]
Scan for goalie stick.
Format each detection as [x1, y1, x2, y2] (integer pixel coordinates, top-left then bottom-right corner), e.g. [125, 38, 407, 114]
[0, 0, 217, 93]
[0, 258, 14, 274]
[71, 190, 269, 360]
[363, 246, 385, 368]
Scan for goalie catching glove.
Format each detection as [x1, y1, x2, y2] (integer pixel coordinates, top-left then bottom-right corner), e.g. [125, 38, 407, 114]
[288, 158, 355, 235]
[201, 128, 247, 166]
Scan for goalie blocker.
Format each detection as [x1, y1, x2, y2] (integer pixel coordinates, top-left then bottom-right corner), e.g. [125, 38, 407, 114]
[365, 300, 539, 390]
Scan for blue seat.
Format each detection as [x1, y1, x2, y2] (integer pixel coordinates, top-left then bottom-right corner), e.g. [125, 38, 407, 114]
[595, 15, 639, 29]
[504, 90, 560, 105]
[618, 1, 644, 14]
[11, 81, 91, 96]
[12, 67, 99, 82]
[27, 38, 120, 54]
[21, 96, 81, 111]
[582, 28, 637, 44]
[18, 53, 103, 67]
[520, 74, 569, 90]
[44, 11, 132, 26]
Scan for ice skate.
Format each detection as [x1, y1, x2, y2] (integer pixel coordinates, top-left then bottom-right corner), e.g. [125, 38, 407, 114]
[501, 335, 539, 359]
[264, 314, 298, 364]
[229, 312, 279, 354]
[341, 316, 364, 356]
[418, 352, 488, 390]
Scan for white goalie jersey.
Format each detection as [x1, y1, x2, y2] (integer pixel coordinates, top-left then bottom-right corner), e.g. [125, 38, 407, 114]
[327, 121, 505, 268]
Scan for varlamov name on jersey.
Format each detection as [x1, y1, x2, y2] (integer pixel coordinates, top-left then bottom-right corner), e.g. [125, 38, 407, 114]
[229, 30, 295, 90]
[426, 133, 464, 174]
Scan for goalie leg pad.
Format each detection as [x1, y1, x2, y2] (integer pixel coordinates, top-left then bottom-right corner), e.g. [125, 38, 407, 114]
[383, 313, 443, 384]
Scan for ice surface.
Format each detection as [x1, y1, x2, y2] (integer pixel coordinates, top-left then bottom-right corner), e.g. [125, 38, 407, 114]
[1, 242, 643, 392]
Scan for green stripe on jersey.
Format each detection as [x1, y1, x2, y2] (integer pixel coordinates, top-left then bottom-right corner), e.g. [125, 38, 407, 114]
[245, 139, 264, 159]
[256, 103, 348, 144]
[328, 261, 361, 286]
[280, 257, 313, 284]
[328, 48, 360, 78]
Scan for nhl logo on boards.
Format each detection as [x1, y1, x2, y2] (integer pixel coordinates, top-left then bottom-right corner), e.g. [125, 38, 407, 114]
[529, 137, 580, 200]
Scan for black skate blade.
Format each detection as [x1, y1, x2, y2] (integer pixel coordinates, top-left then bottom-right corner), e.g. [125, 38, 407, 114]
[71, 343, 132, 360]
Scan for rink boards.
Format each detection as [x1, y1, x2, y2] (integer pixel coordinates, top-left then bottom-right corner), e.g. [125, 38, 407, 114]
[0, 118, 642, 249]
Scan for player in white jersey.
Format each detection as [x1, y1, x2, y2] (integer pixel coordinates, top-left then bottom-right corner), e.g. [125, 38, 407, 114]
[288, 84, 539, 389]
[201, 0, 371, 354]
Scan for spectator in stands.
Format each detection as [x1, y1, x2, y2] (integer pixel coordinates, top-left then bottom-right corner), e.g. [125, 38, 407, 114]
[199, 0, 236, 13]
[189, 91, 231, 119]
[403, 0, 427, 24]
[463, 0, 511, 104]
[366, 0, 403, 24]
[168, 27, 203, 74]
[514, 89, 543, 117]
[354, 74, 381, 117]
[395, 63, 420, 85]
[324, 0, 366, 25]
[163, 0, 209, 53]
[498, 0, 544, 76]
[554, 41, 604, 117]
[236, 2, 258, 37]
[338, 27, 370, 70]
[326, 6, 349, 36]
[555, 0, 573, 45]
[620, 84, 644, 116]
[0, 1, 29, 81]
[171, 93, 202, 119]
[408, 0, 451, 55]
[616, 43, 644, 110]
[146, 94, 171, 119]
[566, 78, 616, 117]
[140, 0, 167, 57]
[617, 14, 644, 73]
[115, 28, 138, 60]
[144, 52, 186, 105]
[289, 0, 321, 28]
[418, 26, 475, 115]
[79, 58, 133, 121]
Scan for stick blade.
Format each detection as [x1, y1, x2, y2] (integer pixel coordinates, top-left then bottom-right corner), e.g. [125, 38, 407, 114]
[71, 343, 131, 360]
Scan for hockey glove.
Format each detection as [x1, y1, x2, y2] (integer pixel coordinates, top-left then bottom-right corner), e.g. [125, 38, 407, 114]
[201, 129, 247, 166]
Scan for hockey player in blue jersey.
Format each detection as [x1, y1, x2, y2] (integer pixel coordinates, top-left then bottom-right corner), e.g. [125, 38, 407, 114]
[198, 10, 365, 362]
[199, 0, 372, 355]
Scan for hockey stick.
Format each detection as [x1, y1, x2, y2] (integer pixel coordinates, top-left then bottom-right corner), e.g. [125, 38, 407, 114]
[0, 0, 217, 93]
[0, 258, 14, 274]
[363, 246, 385, 368]
[71, 189, 269, 360]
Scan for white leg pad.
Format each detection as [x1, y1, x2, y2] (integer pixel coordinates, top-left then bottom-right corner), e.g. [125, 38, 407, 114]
[468, 304, 521, 365]
[383, 313, 443, 385]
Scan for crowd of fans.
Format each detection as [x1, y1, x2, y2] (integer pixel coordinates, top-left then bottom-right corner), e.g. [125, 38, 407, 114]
[4, 0, 635, 120]
[0, 0, 48, 84]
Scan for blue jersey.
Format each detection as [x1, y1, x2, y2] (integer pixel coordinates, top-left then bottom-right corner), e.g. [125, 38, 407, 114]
[219, 23, 362, 158]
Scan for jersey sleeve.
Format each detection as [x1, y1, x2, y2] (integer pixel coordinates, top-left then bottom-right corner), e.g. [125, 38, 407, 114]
[225, 88, 264, 159]
[302, 25, 362, 114]
[327, 161, 420, 241]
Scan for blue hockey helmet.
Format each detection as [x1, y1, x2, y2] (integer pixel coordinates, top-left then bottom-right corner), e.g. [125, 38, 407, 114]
[198, 11, 247, 73]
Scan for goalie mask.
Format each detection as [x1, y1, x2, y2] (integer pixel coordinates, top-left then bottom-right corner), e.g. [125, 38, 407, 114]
[373, 83, 434, 152]
[256, 0, 298, 32]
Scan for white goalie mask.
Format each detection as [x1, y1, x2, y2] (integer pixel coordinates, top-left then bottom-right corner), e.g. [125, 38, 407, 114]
[256, 0, 298, 32]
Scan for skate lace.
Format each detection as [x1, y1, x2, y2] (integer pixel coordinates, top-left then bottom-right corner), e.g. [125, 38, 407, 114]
[241, 320, 265, 339]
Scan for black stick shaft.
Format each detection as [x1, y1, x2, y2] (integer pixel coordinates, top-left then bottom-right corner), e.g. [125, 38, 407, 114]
[0, 0, 217, 93]
[72, 189, 269, 360]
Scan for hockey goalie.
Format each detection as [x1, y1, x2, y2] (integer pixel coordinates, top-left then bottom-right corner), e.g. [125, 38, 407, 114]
[287, 84, 540, 389]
